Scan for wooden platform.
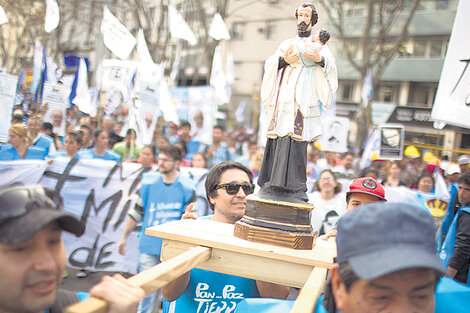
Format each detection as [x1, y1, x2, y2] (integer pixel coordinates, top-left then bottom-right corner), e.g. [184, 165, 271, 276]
[146, 219, 336, 288]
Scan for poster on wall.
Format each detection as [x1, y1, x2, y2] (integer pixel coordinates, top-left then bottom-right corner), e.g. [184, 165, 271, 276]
[378, 124, 404, 160]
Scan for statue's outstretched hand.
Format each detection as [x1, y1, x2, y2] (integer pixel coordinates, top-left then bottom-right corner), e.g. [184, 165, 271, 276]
[304, 46, 321, 63]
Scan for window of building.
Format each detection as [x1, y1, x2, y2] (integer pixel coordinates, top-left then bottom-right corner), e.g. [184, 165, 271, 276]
[231, 22, 246, 40]
[430, 40, 444, 58]
[435, 0, 449, 10]
[340, 81, 354, 101]
[375, 84, 399, 103]
[412, 40, 426, 57]
[265, 21, 276, 40]
[408, 83, 438, 108]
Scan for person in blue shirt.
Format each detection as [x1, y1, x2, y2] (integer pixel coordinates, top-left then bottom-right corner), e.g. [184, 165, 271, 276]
[48, 131, 83, 159]
[161, 161, 289, 313]
[78, 129, 121, 162]
[0, 185, 144, 313]
[26, 114, 55, 155]
[118, 144, 196, 313]
[0, 124, 46, 160]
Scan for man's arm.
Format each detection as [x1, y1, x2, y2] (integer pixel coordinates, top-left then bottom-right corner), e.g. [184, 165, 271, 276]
[161, 273, 191, 302]
[255, 281, 290, 299]
[118, 196, 143, 255]
[118, 217, 138, 255]
[89, 274, 145, 313]
[446, 211, 470, 279]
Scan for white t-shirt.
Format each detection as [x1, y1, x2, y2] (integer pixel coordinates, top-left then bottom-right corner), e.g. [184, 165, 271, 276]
[308, 191, 346, 235]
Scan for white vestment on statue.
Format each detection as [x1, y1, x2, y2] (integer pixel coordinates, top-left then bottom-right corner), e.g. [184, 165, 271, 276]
[261, 35, 338, 142]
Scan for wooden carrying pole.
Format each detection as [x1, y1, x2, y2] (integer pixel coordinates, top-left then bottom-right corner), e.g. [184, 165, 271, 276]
[65, 246, 211, 313]
[291, 267, 328, 313]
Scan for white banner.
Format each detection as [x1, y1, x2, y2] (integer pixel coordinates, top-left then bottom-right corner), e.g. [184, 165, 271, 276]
[0, 159, 154, 273]
[101, 6, 137, 60]
[0, 73, 19, 142]
[432, 0, 470, 129]
[42, 82, 70, 137]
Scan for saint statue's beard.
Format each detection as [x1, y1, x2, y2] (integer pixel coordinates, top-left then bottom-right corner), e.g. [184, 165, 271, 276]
[297, 22, 311, 37]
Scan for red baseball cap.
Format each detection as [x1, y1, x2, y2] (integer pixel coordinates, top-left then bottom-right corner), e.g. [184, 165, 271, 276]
[346, 177, 386, 201]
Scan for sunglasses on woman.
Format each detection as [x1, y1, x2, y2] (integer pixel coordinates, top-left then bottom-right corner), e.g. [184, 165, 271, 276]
[216, 182, 255, 195]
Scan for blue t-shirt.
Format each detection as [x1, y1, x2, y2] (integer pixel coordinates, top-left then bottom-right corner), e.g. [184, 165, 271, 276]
[0, 144, 46, 160]
[48, 150, 81, 159]
[163, 269, 260, 313]
[139, 172, 195, 255]
[33, 134, 54, 155]
[78, 148, 121, 162]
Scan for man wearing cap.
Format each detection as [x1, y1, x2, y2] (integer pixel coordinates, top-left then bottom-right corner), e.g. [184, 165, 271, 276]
[321, 202, 445, 313]
[0, 185, 145, 313]
[321, 177, 385, 240]
[458, 155, 469, 174]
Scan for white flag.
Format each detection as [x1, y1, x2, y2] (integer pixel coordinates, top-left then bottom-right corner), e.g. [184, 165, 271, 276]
[235, 101, 246, 123]
[159, 77, 178, 123]
[72, 58, 94, 115]
[137, 29, 154, 64]
[168, 5, 197, 45]
[209, 13, 231, 41]
[30, 40, 43, 95]
[170, 53, 180, 83]
[0, 5, 8, 25]
[210, 46, 229, 105]
[101, 6, 137, 60]
[361, 68, 373, 108]
[45, 0, 60, 33]
[226, 52, 234, 85]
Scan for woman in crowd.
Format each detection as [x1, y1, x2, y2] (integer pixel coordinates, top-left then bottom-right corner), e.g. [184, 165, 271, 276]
[191, 151, 207, 169]
[137, 145, 156, 168]
[415, 173, 435, 193]
[0, 124, 46, 160]
[48, 131, 82, 159]
[381, 160, 407, 187]
[309, 169, 346, 236]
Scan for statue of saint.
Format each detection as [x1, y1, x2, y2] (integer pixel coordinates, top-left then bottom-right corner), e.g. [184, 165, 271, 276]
[258, 3, 338, 203]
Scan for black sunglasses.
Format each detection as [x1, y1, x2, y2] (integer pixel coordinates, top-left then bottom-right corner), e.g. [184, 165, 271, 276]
[0, 185, 61, 223]
[216, 183, 255, 195]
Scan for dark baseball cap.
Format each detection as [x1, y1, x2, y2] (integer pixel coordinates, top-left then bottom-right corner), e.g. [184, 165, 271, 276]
[336, 202, 445, 280]
[0, 185, 84, 245]
[346, 177, 386, 201]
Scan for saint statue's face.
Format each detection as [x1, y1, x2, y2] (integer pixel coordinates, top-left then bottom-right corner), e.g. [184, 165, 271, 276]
[297, 6, 313, 33]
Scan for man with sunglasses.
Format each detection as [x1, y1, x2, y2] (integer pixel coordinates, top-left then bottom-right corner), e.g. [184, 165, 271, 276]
[118, 144, 196, 313]
[0, 185, 145, 313]
[161, 161, 289, 312]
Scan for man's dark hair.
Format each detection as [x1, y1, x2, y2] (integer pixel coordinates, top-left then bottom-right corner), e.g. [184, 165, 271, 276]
[80, 124, 92, 135]
[126, 128, 136, 137]
[343, 151, 354, 159]
[41, 122, 53, 132]
[295, 3, 318, 26]
[458, 172, 470, 186]
[66, 131, 82, 145]
[159, 144, 182, 161]
[179, 120, 191, 130]
[318, 29, 330, 45]
[93, 129, 106, 139]
[205, 161, 253, 210]
[213, 125, 225, 132]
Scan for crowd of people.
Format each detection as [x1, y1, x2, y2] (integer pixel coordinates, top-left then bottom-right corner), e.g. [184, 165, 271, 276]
[1, 103, 470, 313]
